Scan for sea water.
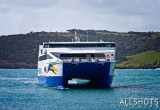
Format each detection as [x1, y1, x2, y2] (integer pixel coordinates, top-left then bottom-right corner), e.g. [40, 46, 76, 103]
[0, 69, 160, 110]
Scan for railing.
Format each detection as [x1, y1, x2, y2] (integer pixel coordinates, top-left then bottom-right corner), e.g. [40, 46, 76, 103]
[59, 57, 115, 62]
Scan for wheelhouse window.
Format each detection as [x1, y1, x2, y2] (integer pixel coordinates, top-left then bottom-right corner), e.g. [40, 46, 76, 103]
[44, 43, 115, 48]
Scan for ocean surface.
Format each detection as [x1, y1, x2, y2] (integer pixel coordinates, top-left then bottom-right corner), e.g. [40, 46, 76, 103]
[0, 69, 160, 110]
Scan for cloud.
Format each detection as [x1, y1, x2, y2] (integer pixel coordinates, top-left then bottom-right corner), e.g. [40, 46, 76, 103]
[0, 0, 55, 8]
[0, 0, 160, 35]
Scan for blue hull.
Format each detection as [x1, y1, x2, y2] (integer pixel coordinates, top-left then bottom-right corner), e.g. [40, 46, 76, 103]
[38, 76, 64, 88]
[38, 62, 115, 88]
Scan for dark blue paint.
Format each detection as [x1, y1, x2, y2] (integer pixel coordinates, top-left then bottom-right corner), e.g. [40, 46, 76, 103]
[38, 76, 64, 88]
[63, 62, 112, 87]
[38, 62, 114, 88]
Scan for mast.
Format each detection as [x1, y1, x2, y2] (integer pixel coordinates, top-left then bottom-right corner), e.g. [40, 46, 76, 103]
[74, 28, 80, 42]
[75, 28, 77, 41]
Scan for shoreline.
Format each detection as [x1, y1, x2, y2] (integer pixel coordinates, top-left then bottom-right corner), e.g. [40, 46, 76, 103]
[0, 67, 160, 69]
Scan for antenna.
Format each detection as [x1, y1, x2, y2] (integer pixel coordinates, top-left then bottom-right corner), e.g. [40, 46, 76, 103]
[74, 28, 80, 42]
[75, 28, 77, 41]
[78, 36, 80, 42]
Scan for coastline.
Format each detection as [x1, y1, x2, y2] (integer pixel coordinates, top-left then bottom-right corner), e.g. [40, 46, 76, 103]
[0, 66, 160, 69]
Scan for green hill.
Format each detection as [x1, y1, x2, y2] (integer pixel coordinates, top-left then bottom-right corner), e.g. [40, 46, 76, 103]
[116, 50, 160, 68]
[0, 30, 160, 69]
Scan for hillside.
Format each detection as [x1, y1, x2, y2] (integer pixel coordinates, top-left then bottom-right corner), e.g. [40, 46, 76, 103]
[0, 30, 160, 69]
[116, 50, 160, 68]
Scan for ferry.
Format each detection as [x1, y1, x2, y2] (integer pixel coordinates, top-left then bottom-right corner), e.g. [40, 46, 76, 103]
[38, 35, 116, 88]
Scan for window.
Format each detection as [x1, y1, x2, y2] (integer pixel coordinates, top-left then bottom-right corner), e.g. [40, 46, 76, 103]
[59, 54, 105, 58]
[47, 54, 52, 59]
[38, 54, 52, 61]
[91, 54, 105, 57]
[60, 54, 86, 58]
[44, 43, 115, 48]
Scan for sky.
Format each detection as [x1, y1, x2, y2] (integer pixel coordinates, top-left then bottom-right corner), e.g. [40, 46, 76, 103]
[0, 0, 160, 35]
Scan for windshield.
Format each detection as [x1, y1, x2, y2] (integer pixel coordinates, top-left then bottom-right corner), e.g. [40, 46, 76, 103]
[44, 43, 115, 48]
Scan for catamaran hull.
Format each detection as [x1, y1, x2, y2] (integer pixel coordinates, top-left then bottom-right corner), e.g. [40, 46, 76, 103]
[38, 62, 115, 88]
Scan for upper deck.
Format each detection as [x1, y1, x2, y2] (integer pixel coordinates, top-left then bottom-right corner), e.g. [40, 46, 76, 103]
[38, 42, 116, 63]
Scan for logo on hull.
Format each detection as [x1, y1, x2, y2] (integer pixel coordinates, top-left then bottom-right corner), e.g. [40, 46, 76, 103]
[44, 64, 58, 75]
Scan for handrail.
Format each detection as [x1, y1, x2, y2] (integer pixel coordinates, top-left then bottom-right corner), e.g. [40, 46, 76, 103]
[59, 57, 115, 62]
